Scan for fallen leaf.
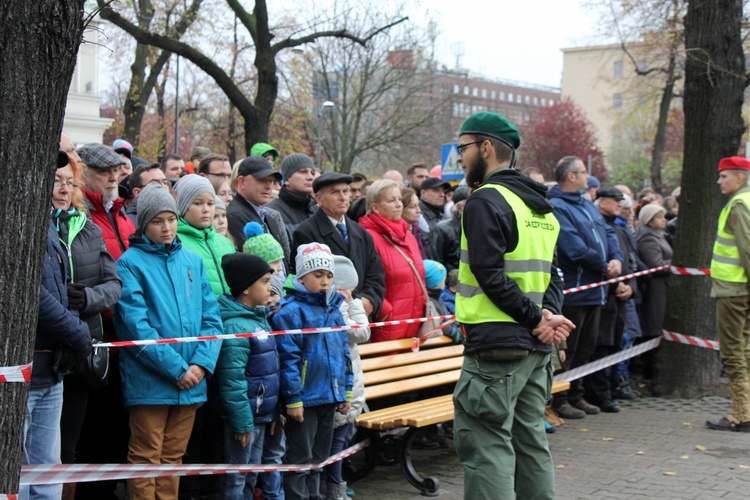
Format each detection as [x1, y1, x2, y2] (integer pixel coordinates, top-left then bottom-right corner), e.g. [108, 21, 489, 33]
[696, 445, 707, 451]
[636, 451, 645, 455]
[739, 465, 749, 469]
[579, 428, 588, 432]
[663, 472, 677, 476]
[680, 455, 689, 460]
[682, 422, 692, 427]
[602, 437, 615, 441]
[555, 465, 565, 469]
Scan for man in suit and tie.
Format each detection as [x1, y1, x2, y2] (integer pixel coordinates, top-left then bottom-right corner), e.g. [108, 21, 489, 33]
[293, 172, 386, 319]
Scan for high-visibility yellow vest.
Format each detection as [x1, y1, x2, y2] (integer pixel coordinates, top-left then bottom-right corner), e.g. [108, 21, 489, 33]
[710, 190, 750, 283]
[456, 184, 560, 324]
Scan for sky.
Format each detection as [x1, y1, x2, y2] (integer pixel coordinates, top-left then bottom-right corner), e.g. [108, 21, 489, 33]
[414, 0, 600, 88]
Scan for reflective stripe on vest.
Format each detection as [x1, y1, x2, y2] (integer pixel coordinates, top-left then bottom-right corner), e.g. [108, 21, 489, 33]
[456, 183, 560, 324]
[711, 190, 750, 283]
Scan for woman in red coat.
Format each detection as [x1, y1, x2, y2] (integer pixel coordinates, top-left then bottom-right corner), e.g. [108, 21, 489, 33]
[359, 180, 426, 342]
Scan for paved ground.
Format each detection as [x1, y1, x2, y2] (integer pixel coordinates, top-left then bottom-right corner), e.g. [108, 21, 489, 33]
[350, 396, 750, 499]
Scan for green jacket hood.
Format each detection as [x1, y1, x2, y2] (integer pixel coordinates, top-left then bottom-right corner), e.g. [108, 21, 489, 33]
[218, 293, 269, 324]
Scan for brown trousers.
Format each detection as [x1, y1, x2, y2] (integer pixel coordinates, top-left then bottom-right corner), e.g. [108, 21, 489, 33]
[127, 404, 198, 500]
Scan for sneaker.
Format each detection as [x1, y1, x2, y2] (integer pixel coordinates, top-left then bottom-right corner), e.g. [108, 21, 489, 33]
[554, 402, 586, 419]
[411, 434, 441, 449]
[613, 386, 640, 400]
[544, 421, 556, 434]
[572, 399, 601, 415]
[706, 416, 750, 432]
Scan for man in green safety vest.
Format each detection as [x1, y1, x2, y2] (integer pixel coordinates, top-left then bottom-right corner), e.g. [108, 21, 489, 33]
[452, 112, 574, 499]
[707, 156, 750, 432]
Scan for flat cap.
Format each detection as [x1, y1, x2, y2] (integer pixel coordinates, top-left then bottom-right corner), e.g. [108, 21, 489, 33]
[460, 112, 521, 150]
[596, 186, 624, 200]
[77, 143, 126, 169]
[313, 172, 353, 193]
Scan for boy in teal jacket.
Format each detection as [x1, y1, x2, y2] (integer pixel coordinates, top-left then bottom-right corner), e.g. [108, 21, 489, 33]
[215, 253, 283, 499]
[114, 184, 222, 499]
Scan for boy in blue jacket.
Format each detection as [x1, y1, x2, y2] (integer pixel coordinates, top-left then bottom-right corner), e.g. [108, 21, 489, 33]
[272, 243, 353, 500]
[215, 252, 282, 499]
[114, 184, 222, 499]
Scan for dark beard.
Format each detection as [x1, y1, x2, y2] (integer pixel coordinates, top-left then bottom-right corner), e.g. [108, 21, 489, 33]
[465, 155, 488, 188]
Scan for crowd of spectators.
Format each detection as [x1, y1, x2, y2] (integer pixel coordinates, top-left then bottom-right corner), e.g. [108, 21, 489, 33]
[25, 131, 681, 500]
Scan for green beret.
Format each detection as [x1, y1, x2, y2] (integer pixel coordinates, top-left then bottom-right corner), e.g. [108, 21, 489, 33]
[460, 112, 521, 150]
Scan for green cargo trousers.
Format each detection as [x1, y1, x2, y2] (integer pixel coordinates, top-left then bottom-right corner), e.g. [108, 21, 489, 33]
[716, 295, 750, 381]
[453, 351, 555, 500]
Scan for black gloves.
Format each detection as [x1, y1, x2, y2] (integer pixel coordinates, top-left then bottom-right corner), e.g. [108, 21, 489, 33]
[67, 282, 87, 311]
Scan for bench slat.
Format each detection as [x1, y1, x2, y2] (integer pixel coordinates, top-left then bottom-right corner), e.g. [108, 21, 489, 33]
[363, 357, 464, 385]
[361, 345, 463, 372]
[364, 370, 460, 400]
[358, 335, 453, 358]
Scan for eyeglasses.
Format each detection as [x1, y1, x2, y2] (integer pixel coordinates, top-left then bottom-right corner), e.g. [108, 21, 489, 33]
[457, 140, 484, 156]
[207, 172, 231, 180]
[54, 179, 78, 189]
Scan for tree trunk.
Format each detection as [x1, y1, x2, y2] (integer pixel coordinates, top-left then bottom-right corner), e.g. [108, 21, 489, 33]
[122, 45, 171, 148]
[656, 0, 747, 397]
[649, 45, 678, 194]
[0, 1, 84, 492]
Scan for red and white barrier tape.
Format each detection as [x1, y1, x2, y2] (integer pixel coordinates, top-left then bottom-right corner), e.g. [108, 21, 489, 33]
[21, 439, 369, 486]
[0, 362, 32, 383]
[0, 495, 18, 499]
[99, 315, 457, 348]
[670, 266, 711, 276]
[563, 266, 669, 294]
[661, 330, 720, 351]
[553, 337, 661, 383]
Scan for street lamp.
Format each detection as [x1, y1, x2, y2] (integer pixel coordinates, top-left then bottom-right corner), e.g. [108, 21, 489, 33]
[317, 100, 335, 172]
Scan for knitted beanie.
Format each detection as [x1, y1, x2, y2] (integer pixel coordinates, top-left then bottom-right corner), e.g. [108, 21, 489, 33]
[333, 255, 359, 290]
[270, 274, 285, 299]
[639, 204, 666, 227]
[221, 253, 273, 298]
[423, 259, 447, 289]
[136, 184, 178, 232]
[281, 153, 315, 181]
[214, 194, 226, 211]
[242, 222, 285, 264]
[296, 243, 334, 279]
[173, 174, 215, 216]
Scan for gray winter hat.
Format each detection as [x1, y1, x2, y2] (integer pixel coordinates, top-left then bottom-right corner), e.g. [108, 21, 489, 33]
[333, 255, 359, 290]
[214, 194, 226, 211]
[281, 153, 315, 182]
[173, 174, 215, 217]
[136, 183, 178, 232]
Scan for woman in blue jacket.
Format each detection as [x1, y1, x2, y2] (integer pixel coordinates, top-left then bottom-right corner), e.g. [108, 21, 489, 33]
[114, 183, 222, 499]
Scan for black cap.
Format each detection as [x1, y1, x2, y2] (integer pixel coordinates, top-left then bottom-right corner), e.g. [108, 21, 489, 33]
[452, 186, 470, 203]
[57, 149, 69, 169]
[114, 147, 132, 159]
[238, 156, 282, 180]
[222, 253, 273, 298]
[420, 177, 451, 191]
[596, 186, 625, 201]
[313, 172, 353, 193]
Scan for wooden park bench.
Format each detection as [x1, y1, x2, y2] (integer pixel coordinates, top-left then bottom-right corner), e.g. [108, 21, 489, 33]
[346, 335, 570, 496]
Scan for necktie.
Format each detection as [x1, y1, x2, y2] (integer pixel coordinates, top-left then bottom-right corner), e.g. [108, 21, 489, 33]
[258, 207, 267, 224]
[336, 222, 349, 245]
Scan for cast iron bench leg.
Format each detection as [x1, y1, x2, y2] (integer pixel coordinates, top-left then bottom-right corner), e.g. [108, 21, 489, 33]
[399, 427, 441, 496]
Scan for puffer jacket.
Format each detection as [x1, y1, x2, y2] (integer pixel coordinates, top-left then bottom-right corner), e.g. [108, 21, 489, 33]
[267, 186, 317, 238]
[335, 298, 370, 428]
[53, 208, 121, 341]
[359, 212, 425, 342]
[84, 190, 136, 260]
[34, 220, 91, 388]
[431, 212, 461, 271]
[177, 218, 236, 297]
[271, 281, 352, 408]
[215, 294, 279, 433]
[547, 186, 623, 307]
[114, 234, 222, 407]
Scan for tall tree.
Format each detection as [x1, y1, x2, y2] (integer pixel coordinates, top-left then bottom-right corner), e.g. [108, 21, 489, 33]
[97, 0, 406, 153]
[0, 0, 85, 492]
[121, 0, 202, 149]
[520, 97, 606, 181]
[656, 0, 747, 397]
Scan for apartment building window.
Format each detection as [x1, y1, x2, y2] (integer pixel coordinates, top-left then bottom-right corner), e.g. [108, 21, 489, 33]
[453, 84, 459, 94]
[533, 96, 538, 105]
[525, 95, 530, 104]
[613, 93, 623, 109]
[636, 60, 647, 72]
[464, 86, 469, 95]
[452, 103, 459, 117]
[516, 94, 521, 103]
[614, 61, 624, 78]
[491, 90, 496, 99]
[508, 92, 513, 102]
[482, 89, 487, 98]
[541, 98, 546, 106]
[499, 91, 505, 101]
[473, 87, 478, 97]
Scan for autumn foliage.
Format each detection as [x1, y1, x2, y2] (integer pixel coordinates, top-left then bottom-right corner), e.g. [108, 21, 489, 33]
[520, 97, 606, 181]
